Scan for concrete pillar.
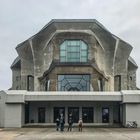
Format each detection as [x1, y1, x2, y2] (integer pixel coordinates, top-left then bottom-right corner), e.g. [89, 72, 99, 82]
[79, 107, 82, 119]
[109, 105, 113, 124]
[34, 77, 40, 91]
[4, 103, 24, 127]
[65, 107, 68, 124]
[109, 77, 114, 91]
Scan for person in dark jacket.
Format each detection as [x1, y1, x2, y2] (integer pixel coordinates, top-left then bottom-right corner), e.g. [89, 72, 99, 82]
[67, 113, 73, 131]
[56, 117, 60, 131]
[60, 113, 65, 131]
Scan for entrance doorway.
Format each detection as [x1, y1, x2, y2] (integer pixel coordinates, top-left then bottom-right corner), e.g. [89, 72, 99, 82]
[68, 107, 79, 123]
[54, 107, 65, 122]
[25, 102, 30, 124]
[82, 107, 94, 123]
[102, 108, 109, 123]
[38, 107, 45, 123]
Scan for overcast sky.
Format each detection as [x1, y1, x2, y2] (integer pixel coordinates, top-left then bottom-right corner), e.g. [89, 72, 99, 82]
[0, 0, 140, 90]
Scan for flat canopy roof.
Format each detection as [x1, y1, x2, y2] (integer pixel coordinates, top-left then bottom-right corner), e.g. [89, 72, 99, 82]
[1, 90, 140, 103]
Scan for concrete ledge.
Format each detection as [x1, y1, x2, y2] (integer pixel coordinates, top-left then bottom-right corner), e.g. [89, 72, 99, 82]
[25, 91, 121, 101]
[1, 90, 140, 103]
[4, 90, 25, 103]
[121, 90, 140, 103]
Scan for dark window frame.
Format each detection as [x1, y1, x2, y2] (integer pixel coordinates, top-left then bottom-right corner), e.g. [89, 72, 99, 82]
[68, 107, 79, 123]
[82, 107, 94, 123]
[27, 75, 34, 91]
[102, 107, 109, 123]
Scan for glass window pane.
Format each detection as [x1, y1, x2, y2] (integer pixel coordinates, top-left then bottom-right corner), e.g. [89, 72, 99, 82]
[58, 74, 90, 91]
[60, 43, 66, 50]
[70, 41, 77, 46]
[60, 57, 66, 62]
[60, 40, 88, 62]
[82, 107, 93, 123]
[68, 53, 80, 58]
[60, 51, 66, 56]
[81, 57, 87, 62]
[81, 42, 87, 50]
[81, 51, 87, 56]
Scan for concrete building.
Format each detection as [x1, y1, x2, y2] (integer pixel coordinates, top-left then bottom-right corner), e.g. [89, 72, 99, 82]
[0, 19, 140, 128]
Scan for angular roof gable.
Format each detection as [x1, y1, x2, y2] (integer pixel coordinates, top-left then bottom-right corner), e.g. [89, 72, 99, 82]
[16, 19, 111, 49]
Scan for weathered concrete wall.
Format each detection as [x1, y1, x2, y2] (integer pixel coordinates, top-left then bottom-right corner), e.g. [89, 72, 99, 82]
[11, 20, 137, 92]
[127, 60, 137, 90]
[4, 104, 24, 127]
[0, 91, 6, 127]
[1, 90, 140, 127]
[12, 68, 21, 90]
[42, 66, 107, 91]
[123, 104, 140, 127]
[127, 70, 137, 90]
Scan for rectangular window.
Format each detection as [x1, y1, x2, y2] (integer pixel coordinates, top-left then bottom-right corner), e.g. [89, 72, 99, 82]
[53, 107, 65, 123]
[98, 78, 103, 91]
[68, 107, 79, 123]
[60, 40, 88, 62]
[27, 75, 34, 91]
[102, 108, 109, 123]
[82, 107, 94, 123]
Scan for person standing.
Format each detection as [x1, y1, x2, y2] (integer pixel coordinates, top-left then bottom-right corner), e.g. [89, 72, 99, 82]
[60, 113, 65, 131]
[78, 118, 83, 132]
[67, 113, 73, 131]
[56, 117, 60, 131]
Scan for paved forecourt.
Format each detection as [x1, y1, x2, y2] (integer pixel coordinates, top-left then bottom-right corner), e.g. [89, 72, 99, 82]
[1, 128, 140, 140]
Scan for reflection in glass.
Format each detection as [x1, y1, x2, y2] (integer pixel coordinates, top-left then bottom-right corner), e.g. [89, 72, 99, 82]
[58, 75, 90, 91]
[60, 40, 88, 62]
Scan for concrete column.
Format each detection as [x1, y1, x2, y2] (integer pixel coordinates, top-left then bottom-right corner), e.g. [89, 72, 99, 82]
[65, 107, 68, 124]
[109, 106, 113, 124]
[79, 107, 82, 119]
[109, 77, 114, 91]
[0, 91, 6, 127]
[121, 75, 128, 90]
[34, 77, 40, 91]
[94, 105, 98, 123]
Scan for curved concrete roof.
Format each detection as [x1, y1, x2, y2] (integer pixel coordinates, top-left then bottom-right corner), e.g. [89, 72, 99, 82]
[16, 19, 112, 49]
[10, 56, 20, 69]
[128, 56, 138, 68]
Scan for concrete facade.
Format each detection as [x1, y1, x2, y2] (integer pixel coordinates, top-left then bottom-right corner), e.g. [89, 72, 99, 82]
[0, 90, 140, 128]
[11, 19, 138, 92]
[0, 19, 140, 128]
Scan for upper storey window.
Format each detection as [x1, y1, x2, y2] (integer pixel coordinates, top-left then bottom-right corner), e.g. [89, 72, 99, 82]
[60, 40, 88, 62]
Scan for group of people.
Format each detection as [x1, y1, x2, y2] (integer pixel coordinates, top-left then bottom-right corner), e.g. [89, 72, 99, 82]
[56, 113, 83, 132]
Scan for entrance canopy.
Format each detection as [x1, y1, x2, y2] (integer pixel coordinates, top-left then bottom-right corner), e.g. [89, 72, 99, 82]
[1, 90, 140, 103]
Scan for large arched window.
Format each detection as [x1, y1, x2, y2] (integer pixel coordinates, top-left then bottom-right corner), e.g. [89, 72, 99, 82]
[60, 40, 88, 62]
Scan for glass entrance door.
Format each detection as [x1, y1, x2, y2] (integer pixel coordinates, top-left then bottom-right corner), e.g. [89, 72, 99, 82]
[82, 107, 94, 123]
[38, 107, 45, 123]
[68, 107, 79, 123]
[54, 107, 65, 123]
[102, 108, 109, 123]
